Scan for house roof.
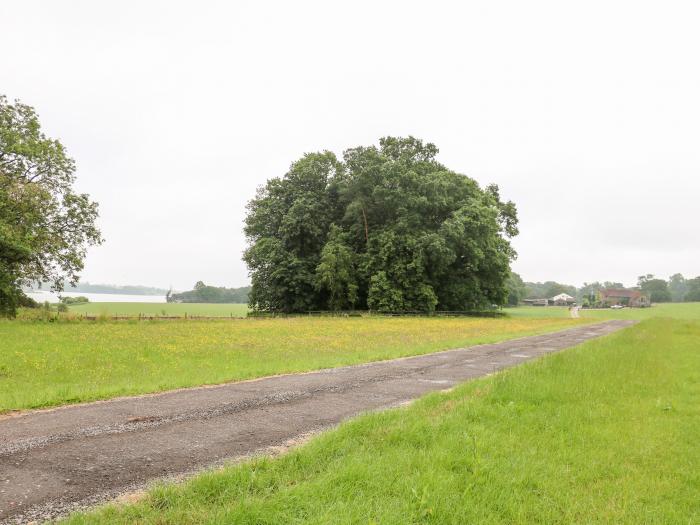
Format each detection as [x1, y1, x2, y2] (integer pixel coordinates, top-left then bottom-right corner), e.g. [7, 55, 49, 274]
[551, 293, 574, 301]
[600, 288, 644, 299]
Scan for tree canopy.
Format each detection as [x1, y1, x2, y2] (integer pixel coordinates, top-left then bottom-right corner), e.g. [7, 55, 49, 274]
[637, 274, 672, 303]
[0, 96, 102, 316]
[243, 137, 518, 313]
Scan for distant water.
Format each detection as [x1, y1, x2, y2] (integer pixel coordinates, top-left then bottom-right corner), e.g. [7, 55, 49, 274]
[27, 290, 166, 303]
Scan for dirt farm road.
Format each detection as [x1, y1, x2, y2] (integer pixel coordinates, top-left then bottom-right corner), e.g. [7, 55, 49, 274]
[0, 320, 634, 523]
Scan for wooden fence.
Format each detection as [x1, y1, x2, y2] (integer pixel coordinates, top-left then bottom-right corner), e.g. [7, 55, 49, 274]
[36, 311, 505, 322]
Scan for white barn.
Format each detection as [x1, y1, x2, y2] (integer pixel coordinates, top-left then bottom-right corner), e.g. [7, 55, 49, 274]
[550, 293, 575, 306]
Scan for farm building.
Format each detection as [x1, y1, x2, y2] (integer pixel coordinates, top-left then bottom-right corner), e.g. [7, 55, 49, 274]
[523, 298, 549, 306]
[598, 288, 650, 307]
[550, 293, 575, 306]
[523, 293, 575, 306]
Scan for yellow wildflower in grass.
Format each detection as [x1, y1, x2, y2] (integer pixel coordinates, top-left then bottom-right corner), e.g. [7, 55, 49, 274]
[0, 316, 587, 412]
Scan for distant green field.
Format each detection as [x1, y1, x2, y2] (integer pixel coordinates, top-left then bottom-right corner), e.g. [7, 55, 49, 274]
[59, 301, 700, 320]
[67, 302, 249, 317]
[502, 306, 572, 318]
[65, 317, 700, 524]
[504, 302, 700, 320]
[580, 302, 700, 320]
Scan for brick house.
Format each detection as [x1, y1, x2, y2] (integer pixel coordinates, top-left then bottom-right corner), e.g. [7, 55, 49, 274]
[598, 288, 650, 307]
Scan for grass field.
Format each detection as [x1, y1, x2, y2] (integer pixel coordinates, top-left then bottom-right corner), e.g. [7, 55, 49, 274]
[504, 302, 700, 320]
[65, 302, 249, 317]
[64, 317, 700, 524]
[581, 302, 700, 320]
[43, 300, 700, 320]
[0, 316, 585, 412]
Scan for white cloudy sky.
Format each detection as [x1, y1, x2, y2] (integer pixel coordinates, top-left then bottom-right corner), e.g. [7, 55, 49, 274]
[3, 0, 699, 290]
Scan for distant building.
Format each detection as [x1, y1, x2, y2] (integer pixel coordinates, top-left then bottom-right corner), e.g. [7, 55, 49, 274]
[550, 293, 575, 306]
[523, 298, 549, 307]
[598, 288, 649, 307]
[523, 293, 575, 307]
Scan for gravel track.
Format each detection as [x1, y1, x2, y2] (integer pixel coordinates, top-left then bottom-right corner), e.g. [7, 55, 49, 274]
[0, 320, 634, 523]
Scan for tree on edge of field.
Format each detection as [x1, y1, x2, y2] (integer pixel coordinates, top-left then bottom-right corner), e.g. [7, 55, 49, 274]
[506, 272, 527, 306]
[684, 277, 700, 302]
[638, 274, 672, 303]
[0, 95, 102, 316]
[668, 273, 688, 303]
[243, 137, 519, 313]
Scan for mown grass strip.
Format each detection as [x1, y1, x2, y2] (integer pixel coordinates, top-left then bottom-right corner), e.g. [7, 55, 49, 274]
[0, 316, 584, 412]
[65, 318, 700, 524]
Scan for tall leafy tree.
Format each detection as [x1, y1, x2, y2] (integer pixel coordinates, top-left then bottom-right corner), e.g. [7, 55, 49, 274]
[244, 152, 343, 312]
[684, 277, 700, 302]
[668, 273, 688, 302]
[0, 96, 102, 316]
[637, 274, 672, 303]
[244, 137, 518, 312]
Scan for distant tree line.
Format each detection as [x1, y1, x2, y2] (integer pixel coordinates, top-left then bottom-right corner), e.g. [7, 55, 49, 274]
[507, 272, 700, 305]
[661, 273, 700, 302]
[168, 281, 251, 303]
[505, 276, 581, 306]
[244, 137, 519, 313]
[60, 296, 89, 305]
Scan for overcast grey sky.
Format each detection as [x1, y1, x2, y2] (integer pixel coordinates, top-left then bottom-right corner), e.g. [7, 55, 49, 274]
[3, 0, 699, 290]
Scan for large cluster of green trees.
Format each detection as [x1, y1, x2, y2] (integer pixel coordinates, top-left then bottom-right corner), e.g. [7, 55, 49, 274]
[244, 137, 519, 313]
[0, 96, 101, 316]
[168, 282, 251, 303]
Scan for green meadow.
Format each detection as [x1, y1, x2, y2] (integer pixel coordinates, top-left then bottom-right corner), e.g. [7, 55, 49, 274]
[4, 303, 699, 413]
[580, 302, 700, 320]
[0, 316, 583, 412]
[65, 315, 700, 524]
[504, 302, 700, 320]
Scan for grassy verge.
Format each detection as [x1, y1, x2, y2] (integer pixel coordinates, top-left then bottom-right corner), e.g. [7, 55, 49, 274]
[0, 316, 584, 412]
[65, 318, 700, 524]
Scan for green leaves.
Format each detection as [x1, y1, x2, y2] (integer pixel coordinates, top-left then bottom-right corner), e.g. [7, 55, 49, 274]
[315, 226, 358, 311]
[0, 95, 102, 316]
[244, 137, 519, 313]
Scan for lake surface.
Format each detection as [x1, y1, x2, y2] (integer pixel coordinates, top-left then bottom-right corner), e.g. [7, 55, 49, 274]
[27, 291, 166, 303]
